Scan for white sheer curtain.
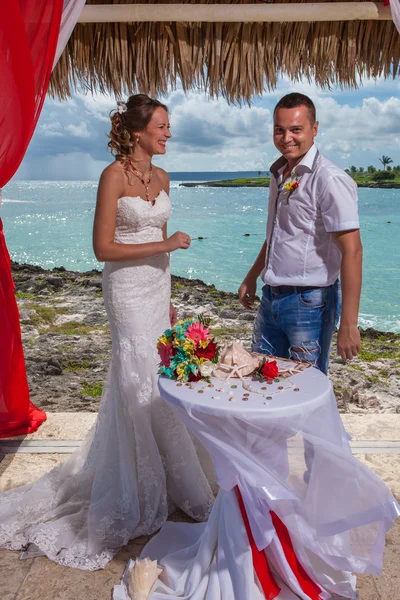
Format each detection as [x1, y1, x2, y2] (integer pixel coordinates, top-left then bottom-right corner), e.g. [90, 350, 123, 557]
[53, 0, 86, 68]
[390, 0, 400, 33]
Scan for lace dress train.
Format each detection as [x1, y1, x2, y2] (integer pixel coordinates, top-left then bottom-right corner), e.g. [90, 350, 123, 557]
[0, 191, 215, 570]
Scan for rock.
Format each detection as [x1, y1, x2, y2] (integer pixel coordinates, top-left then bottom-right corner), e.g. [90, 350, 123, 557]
[21, 325, 39, 338]
[83, 312, 108, 326]
[45, 365, 63, 376]
[47, 276, 64, 288]
[359, 395, 381, 410]
[45, 358, 63, 375]
[218, 309, 238, 319]
[240, 312, 256, 322]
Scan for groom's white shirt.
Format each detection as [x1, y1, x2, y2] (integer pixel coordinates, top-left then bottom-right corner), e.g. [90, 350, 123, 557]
[261, 144, 359, 288]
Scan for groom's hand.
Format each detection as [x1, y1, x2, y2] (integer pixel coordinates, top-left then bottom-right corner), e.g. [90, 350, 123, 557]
[238, 276, 257, 309]
[337, 323, 361, 361]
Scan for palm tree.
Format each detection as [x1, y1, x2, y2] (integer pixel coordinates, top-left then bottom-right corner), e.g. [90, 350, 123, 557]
[349, 165, 357, 174]
[379, 155, 393, 171]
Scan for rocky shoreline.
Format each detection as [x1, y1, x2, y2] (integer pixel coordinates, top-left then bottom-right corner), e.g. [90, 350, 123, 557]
[12, 262, 400, 414]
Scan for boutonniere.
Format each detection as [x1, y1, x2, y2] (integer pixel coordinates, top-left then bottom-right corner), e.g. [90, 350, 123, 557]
[283, 178, 300, 203]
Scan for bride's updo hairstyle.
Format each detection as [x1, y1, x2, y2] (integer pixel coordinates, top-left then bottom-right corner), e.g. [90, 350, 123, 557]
[108, 94, 168, 169]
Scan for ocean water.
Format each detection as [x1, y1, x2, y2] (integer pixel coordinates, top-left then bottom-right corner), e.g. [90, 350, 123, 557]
[2, 176, 399, 333]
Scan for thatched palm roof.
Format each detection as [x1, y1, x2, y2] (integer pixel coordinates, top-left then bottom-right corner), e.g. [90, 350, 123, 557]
[50, 0, 400, 104]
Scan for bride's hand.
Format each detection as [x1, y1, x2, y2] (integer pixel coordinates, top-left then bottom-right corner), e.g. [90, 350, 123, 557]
[165, 231, 191, 252]
[169, 303, 177, 327]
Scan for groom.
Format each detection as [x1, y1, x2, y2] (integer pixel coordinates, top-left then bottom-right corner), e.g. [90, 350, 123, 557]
[239, 93, 362, 374]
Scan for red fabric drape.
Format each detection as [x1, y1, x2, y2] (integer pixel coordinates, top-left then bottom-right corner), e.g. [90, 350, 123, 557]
[270, 511, 323, 600]
[235, 487, 281, 599]
[0, 0, 63, 438]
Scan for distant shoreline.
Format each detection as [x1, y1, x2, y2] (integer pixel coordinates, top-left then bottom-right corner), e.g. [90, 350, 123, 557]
[180, 178, 400, 189]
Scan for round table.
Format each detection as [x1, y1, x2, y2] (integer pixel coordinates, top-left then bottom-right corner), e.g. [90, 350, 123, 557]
[115, 370, 400, 600]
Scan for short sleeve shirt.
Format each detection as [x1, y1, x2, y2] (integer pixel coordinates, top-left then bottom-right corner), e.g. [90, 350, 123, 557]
[261, 144, 360, 287]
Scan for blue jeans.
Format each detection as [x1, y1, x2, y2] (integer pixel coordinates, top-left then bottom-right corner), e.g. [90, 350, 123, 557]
[251, 281, 342, 375]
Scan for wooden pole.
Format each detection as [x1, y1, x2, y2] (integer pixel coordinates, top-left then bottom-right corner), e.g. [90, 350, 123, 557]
[78, 3, 392, 23]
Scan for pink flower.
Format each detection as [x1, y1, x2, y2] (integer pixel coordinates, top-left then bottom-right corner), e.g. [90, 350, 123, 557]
[186, 321, 211, 344]
[158, 342, 173, 367]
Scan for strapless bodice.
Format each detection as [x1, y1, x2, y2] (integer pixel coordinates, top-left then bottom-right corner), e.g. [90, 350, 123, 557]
[114, 189, 171, 244]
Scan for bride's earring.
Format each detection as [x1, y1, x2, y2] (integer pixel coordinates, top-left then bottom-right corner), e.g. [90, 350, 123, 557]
[136, 136, 140, 145]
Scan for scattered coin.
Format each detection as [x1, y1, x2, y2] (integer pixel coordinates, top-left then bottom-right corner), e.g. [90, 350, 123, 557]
[294, 388, 300, 392]
[198, 390, 204, 394]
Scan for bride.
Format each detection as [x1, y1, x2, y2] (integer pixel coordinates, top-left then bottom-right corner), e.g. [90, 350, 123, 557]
[0, 94, 215, 570]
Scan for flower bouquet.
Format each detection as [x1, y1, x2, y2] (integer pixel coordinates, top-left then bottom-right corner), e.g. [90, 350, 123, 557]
[157, 317, 219, 382]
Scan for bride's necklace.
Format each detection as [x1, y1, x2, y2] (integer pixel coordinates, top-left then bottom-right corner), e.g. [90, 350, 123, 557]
[127, 160, 153, 203]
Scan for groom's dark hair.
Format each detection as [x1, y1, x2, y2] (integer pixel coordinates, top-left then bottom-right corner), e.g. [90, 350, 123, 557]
[274, 93, 316, 124]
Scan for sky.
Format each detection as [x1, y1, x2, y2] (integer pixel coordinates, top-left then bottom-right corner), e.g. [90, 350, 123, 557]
[14, 75, 400, 180]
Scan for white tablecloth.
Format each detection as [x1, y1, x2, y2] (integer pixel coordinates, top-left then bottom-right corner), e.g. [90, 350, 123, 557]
[115, 369, 400, 600]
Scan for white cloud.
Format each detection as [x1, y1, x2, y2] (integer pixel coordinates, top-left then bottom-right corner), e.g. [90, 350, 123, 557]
[314, 96, 400, 163]
[78, 92, 116, 122]
[12, 78, 400, 179]
[65, 121, 91, 138]
[39, 122, 63, 137]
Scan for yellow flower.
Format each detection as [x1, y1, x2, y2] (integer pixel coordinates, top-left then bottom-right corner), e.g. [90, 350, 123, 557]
[283, 179, 300, 193]
[158, 335, 168, 346]
[183, 338, 195, 354]
[198, 340, 209, 349]
[176, 362, 188, 379]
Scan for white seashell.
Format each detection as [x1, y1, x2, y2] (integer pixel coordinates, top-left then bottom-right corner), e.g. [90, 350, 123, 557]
[213, 342, 260, 379]
[127, 558, 163, 599]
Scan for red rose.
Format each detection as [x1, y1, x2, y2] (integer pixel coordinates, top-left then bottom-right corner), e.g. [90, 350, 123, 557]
[261, 359, 279, 380]
[292, 181, 300, 189]
[196, 342, 217, 360]
[188, 372, 202, 382]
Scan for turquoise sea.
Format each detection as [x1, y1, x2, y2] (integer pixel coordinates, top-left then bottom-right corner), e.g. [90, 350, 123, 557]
[2, 175, 400, 333]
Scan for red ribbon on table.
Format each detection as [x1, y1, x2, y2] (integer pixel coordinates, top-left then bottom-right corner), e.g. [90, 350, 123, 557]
[236, 486, 323, 600]
[270, 510, 323, 600]
[235, 486, 281, 599]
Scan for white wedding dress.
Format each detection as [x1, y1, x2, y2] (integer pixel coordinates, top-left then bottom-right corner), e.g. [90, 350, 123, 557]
[0, 190, 215, 570]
